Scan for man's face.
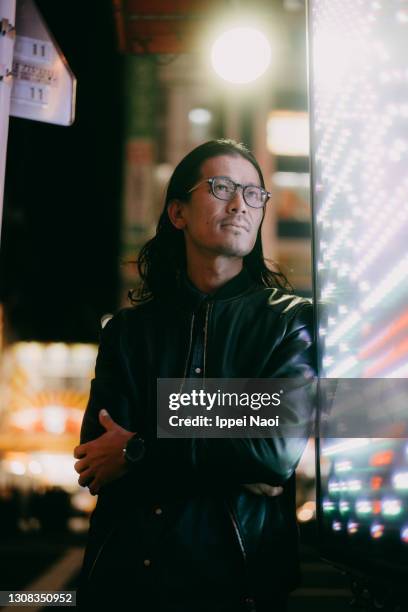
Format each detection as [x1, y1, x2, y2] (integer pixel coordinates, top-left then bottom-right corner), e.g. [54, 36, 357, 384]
[175, 155, 264, 259]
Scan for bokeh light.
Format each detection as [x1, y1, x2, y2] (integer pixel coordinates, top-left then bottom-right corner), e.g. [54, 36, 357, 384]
[211, 27, 271, 84]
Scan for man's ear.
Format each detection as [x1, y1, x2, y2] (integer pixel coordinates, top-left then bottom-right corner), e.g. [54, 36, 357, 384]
[167, 199, 187, 230]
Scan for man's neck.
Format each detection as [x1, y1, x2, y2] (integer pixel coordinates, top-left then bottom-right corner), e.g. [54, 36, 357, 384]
[186, 255, 243, 294]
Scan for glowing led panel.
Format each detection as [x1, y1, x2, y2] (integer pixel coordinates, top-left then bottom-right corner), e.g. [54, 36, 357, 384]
[312, 0, 408, 577]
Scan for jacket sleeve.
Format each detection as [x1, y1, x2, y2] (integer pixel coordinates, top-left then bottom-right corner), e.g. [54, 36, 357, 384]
[80, 312, 133, 444]
[189, 302, 317, 486]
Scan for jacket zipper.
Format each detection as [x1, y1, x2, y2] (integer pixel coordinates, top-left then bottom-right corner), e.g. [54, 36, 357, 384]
[202, 300, 212, 378]
[203, 303, 250, 564]
[182, 302, 252, 601]
[179, 312, 195, 394]
[207, 299, 252, 605]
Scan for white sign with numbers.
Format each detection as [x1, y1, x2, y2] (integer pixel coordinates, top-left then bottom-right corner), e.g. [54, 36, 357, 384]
[10, 0, 76, 125]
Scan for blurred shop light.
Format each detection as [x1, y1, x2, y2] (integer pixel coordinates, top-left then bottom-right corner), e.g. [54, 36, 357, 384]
[382, 498, 402, 517]
[3, 452, 78, 488]
[297, 500, 316, 522]
[371, 523, 385, 539]
[9, 460, 26, 475]
[30, 452, 77, 488]
[401, 525, 408, 544]
[28, 460, 42, 475]
[347, 520, 359, 535]
[42, 405, 67, 434]
[71, 489, 96, 513]
[188, 108, 212, 125]
[10, 408, 39, 430]
[273, 172, 310, 189]
[393, 472, 408, 491]
[267, 111, 309, 156]
[70, 344, 98, 375]
[68, 517, 90, 533]
[43, 343, 69, 375]
[15, 342, 43, 366]
[211, 27, 271, 84]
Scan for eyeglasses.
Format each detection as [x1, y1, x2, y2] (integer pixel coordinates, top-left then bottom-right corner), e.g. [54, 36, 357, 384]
[188, 176, 271, 209]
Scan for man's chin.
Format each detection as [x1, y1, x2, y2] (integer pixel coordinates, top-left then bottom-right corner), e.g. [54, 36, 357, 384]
[214, 243, 253, 258]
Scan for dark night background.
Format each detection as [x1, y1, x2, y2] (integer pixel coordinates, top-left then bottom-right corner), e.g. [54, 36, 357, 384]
[0, 0, 124, 343]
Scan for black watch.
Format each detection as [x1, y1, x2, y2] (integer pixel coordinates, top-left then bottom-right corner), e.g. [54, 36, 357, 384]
[123, 434, 145, 465]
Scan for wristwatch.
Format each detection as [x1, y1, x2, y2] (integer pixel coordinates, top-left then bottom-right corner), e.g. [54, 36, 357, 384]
[123, 434, 146, 465]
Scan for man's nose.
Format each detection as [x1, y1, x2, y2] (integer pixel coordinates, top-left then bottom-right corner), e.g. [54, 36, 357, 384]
[226, 188, 247, 213]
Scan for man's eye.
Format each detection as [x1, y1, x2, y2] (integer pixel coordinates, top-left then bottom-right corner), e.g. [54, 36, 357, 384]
[215, 183, 230, 192]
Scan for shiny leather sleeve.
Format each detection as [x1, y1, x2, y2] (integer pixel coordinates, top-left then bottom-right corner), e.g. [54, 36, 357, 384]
[80, 313, 133, 444]
[190, 302, 317, 486]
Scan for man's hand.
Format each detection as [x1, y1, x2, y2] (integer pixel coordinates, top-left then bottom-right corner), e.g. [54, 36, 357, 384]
[74, 409, 135, 496]
[242, 483, 283, 497]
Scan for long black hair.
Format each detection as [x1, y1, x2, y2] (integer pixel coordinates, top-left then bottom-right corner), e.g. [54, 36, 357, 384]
[129, 139, 291, 304]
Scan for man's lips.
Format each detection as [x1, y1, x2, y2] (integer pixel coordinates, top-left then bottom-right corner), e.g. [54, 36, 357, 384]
[221, 222, 249, 232]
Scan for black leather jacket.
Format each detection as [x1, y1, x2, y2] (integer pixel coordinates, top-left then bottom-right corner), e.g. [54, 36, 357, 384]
[78, 267, 316, 610]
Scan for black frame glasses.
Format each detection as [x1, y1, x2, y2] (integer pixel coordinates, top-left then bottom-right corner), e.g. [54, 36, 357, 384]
[188, 176, 271, 209]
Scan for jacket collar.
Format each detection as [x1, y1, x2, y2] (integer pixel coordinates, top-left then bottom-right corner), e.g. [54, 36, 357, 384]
[178, 266, 255, 312]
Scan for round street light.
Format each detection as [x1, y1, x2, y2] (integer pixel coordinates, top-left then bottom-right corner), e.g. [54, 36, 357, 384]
[211, 27, 272, 84]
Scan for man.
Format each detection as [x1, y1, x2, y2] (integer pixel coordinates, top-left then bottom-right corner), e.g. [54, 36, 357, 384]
[74, 139, 316, 611]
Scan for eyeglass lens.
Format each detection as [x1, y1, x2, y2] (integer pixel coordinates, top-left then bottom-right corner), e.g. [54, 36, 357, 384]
[212, 177, 265, 207]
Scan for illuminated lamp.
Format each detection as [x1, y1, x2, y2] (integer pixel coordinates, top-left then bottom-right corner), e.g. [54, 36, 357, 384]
[211, 27, 271, 84]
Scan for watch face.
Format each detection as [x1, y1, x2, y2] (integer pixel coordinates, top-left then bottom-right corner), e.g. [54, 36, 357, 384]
[125, 436, 145, 463]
